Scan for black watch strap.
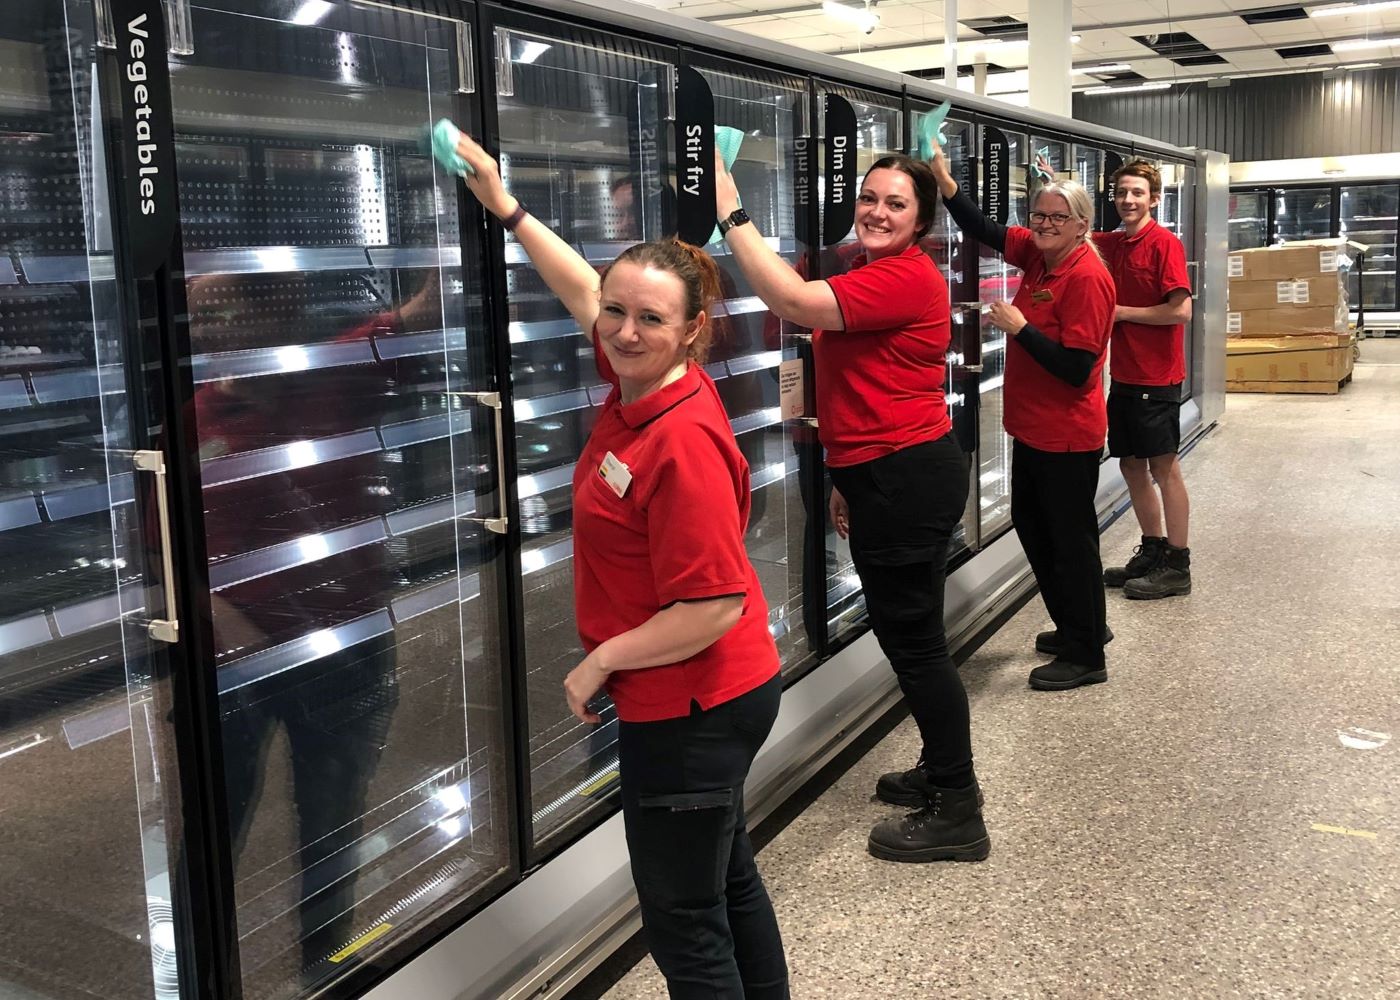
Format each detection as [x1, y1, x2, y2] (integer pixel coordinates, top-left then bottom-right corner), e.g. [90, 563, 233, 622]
[718, 208, 751, 237]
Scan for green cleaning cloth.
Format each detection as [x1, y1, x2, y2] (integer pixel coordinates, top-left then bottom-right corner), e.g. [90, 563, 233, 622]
[1031, 145, 1053, 182]
[710, 125, 746, 245]
[915, 100, 951, 162]
[430, 118, 475, 177]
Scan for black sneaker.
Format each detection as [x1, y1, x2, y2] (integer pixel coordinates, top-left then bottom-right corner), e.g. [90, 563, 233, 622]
[1034, 625, 1115, 656]
[1028, 659, 1108, 691]
[1104, 536, 1166, 587]
[867, 782, 990, 864]
[875, 762, 984, 809]
[1124, 545, 1192, 599]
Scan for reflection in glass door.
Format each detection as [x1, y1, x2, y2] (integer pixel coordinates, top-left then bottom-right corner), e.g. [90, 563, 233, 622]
[168, 3, 512, 997]
[1229, 191, 1269, 251]
[1273, 187, 1333, 244]
[489, 17, 673, 852]
[692, 57, 818, 673]
[1, 3, 190, 998]
[815, 85, 901, 645]
[1341, 184, 1398, 311]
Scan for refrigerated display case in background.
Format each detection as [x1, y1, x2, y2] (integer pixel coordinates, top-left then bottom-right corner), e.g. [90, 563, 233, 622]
[1341, 184, 1398, 312]
[1228, 190, 1268, 251]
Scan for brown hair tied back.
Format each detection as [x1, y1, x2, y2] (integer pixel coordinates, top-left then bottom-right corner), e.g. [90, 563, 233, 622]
[609, 239, 723, 364]
[868, 154, 942, 240]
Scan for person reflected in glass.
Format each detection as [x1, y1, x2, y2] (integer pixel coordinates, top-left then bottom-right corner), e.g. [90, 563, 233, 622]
[186, 271, 403, 985]
[931, 140, 1116, 692]
[449, 128, 789, 1000]
[715, 153, 988, 864]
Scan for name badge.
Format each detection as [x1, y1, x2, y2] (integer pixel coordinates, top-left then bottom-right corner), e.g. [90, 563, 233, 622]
[1032, 289, 1054, 303]
[598, 451, 632, 498]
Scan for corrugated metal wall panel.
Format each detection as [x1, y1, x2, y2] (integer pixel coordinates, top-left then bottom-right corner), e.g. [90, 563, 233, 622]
[1072, 67, 1400, 160]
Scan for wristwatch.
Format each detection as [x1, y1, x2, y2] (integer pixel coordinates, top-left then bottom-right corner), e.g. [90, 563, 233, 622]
[717, 208, 751, 237]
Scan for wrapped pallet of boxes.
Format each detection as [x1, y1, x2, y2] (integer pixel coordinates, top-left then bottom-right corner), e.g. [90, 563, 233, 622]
[1225, 333, 1356, 394]
[1226, 238, 1361, 393]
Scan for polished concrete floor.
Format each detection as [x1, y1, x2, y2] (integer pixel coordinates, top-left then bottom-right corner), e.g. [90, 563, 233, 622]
[604, 339, 1400, 999]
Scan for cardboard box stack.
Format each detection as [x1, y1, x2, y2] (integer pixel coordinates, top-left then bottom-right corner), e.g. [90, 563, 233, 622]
[1226, 238, 1356, 394]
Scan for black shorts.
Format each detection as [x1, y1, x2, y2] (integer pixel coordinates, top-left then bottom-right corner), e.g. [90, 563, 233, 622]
[1107, 381, 1182, 459]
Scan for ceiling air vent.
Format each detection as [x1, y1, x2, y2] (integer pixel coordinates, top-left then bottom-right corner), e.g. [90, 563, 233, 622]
[1277, 43, 1334, 58]
[1241, 7, 1309, 24]
[961, 16, 1027, 37]
[1131, 31, 1210, 58]
[1174, 54, 1228, 66]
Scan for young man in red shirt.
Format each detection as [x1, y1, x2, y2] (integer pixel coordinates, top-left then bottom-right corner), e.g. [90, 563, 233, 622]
[1094, 160, 1195, 598]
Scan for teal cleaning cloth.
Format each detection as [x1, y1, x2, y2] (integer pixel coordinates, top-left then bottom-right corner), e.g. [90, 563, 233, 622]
[1031, 145, 1053, 182]
[915, 100, 951, 162]
[710, 125, 746, 244]
[430, 118, 475, 177]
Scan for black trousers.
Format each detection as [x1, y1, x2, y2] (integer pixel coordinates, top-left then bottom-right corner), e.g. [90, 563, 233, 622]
[829, 434, 974, 787]
[618, 675, 788, 1000]
[1011, 439, 1107, 669]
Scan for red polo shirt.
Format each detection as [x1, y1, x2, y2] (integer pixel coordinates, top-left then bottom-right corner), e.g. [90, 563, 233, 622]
[1094, 218, 1191, 386]
[572, 336, 780, 723]
[1003, 228, 1115, 452]
[814, 245, 953, 467]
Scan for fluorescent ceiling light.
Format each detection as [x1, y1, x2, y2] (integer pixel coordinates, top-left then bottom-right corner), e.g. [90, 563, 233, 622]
[1312, 1, 1400, 16]
[516, 40, 551, 64]
[1083, 80, 1172, 95]
[822, 1, 880, 32]
[1332, 35, 1400, 50]
[1344, 61, 1383, 68]
[1083, 62, 1131, 73]
[290, 0, 334, 25]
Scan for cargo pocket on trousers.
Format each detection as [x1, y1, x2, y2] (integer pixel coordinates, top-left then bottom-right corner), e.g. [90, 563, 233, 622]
[630, 788, 737, 908]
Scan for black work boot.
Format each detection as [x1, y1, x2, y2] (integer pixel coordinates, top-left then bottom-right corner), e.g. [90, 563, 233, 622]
[1124, 544, 1192, 599]
[875, 761, 984, 809]
[867, 781, 989, 863]
[1028, 658, 1108, 691]
[1103, 535, 1166, 587]
[1035, 625, 1114, 656]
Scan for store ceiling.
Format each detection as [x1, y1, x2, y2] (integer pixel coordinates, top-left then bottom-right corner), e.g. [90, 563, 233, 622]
[639, 0, 1400, 100]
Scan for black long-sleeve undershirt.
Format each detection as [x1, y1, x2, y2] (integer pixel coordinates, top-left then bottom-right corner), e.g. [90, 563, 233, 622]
[943, 185, 1097, 389]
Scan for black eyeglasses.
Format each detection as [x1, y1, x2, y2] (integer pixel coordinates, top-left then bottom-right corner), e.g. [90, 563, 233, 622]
[1028, 211, 1073, 227]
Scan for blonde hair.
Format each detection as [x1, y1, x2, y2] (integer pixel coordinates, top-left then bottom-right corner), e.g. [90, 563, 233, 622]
[1034, 180, 1103, 263]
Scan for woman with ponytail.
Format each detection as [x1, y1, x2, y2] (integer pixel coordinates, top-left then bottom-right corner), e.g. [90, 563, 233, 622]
[929, 140, 1117, 694]
[449, 130, 788, 999]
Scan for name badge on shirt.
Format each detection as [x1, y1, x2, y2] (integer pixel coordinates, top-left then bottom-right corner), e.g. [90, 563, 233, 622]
[598, 451, 633, 498]
[1032, 289, 1054, 303]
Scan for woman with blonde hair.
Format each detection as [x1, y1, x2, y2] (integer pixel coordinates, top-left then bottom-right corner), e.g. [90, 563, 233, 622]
[929, 144, 1117, 692]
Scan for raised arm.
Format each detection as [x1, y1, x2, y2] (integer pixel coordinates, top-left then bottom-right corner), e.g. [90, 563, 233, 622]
[451, 129, 602, 335]
[928, 141, 1009, 254]
[714, 154, 844, 331]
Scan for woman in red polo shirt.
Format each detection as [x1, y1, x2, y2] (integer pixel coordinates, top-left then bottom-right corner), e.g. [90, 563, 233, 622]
[715, 155, 989, 865]
[449, 132, 788, 998]
[930, 142, 1116, 693]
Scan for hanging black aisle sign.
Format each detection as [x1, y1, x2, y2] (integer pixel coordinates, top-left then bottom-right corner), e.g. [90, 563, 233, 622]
[111, 0, 179, 279]
[1101, 150, 1125, 231]
[675, 66, 716, 247]
[821, 93, 856, 247]
[981, 126, 1009, 225]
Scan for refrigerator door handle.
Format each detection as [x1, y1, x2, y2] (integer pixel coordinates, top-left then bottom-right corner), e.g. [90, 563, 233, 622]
[133, 450, 180, 643]
[455, 392, 510, 534]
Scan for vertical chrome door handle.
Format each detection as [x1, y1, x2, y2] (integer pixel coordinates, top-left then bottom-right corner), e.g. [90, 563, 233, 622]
[133, 450, 180, 643]
[455, 391, 509, 535]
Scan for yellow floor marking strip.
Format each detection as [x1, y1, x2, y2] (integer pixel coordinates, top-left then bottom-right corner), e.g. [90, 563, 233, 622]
[329, 922, 394, 963]
[1310, 823, 1379, 840]
[579, 770, 621, 797]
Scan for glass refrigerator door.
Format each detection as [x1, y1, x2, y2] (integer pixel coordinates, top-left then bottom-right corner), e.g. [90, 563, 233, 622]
[1273, 187, 1333, 244]
[912, 104, 978, 551]
[815, 86, 902, 645]
[489, 17, 673, 852]
[977, 127, 1027, 543]
[166, 3, 512, 997]
[1341, 184, 1399, 311]
[0, 3, 190, 998]
[691, 57, 819, 673]
[1229, 191, 1269, 251]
